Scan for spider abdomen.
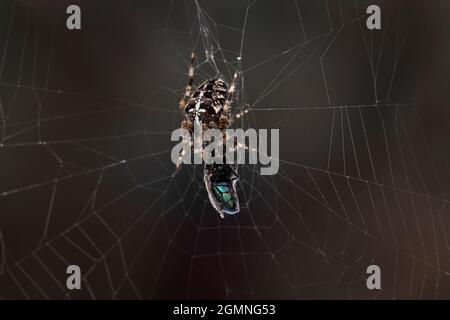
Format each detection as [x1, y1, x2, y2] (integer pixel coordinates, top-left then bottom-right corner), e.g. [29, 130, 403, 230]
[184, 79, 228, 127]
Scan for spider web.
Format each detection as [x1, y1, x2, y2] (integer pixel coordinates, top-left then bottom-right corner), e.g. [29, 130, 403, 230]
[0, 0, 449, 299]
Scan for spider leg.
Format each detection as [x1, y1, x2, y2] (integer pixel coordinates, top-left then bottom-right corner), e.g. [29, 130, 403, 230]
[175, 139, 191, 171]
[175, 52, 195, 171]
[223, 71, 238, 115]
[218, 107, 251, 130]
[178, 52, 196, 111]
[234, 107, 251, 120]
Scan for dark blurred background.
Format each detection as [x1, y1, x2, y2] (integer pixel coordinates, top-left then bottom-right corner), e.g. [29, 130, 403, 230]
[0, 0, 449, 299]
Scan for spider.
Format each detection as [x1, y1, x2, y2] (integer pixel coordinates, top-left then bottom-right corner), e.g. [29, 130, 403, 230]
[176, 52, 249, 218]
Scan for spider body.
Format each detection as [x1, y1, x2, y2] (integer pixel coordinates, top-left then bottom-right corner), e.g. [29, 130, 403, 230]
[176, 52, 244, 218]
[183, 78, 230, 131]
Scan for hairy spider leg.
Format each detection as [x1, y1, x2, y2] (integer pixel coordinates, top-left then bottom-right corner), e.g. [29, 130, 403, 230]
[176, 52, 196, 171]
[234, 107, 251, 120]
[178, 52, 196, 111]
[223, 71, 238, 115]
